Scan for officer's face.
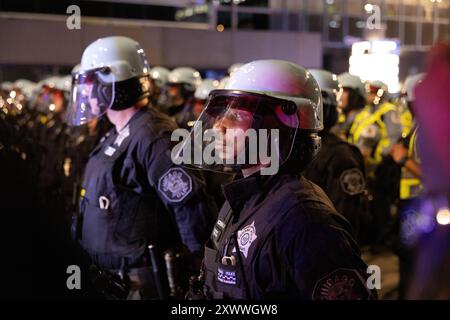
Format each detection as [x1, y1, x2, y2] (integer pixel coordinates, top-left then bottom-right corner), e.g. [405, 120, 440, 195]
[212, 108, 253, 161]
[193, 99, 205, 118]
[51, 90, 65, 113]
[339, 89, 350, 110]
[168, 83, 182, 99]
[85, 82, 100, 115]
[367, 92, 377, 105]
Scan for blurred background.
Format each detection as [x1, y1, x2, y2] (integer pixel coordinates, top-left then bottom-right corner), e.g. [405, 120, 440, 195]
[0, 0, 448, 85]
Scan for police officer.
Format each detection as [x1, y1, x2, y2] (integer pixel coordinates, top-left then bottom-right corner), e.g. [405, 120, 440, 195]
[68, 36, 217, 299]
[149, 66, 170, 113]
[360, 80, 404, 163]
[391, 74, 425, 203]
[303, 69, 368, 240]
[184, 60, 376, 300]
[390, 73, 425, 299]
[336, 72, 367, 141]
[169, 78, 217, 130]
[32, 77, 72, 217]
[165, 67, 202, 124]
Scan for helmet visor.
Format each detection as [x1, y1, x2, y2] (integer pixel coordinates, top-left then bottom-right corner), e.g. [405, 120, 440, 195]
[66, 67, 115, 126]
[172, 90, 299, 175]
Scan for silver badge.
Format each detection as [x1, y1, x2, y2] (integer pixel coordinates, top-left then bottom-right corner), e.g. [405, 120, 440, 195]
[104, 146, 116, 156]
[158, 168, 192, 202]
[237, 221, 258, 259]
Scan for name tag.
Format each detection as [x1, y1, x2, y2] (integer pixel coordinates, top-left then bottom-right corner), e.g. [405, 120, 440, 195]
[104, 146, 116, 156]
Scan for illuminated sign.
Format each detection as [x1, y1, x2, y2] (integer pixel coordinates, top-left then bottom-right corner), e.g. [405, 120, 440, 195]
[349, 40, 400, 93]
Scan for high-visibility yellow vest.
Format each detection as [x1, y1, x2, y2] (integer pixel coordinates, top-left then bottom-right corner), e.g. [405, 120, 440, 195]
[400, 128, 423, 199]
[338, 113, 346, 125]
[347, 106, 372, 144]
[348, 103, 396, 164]
[400, 108, 414, 138]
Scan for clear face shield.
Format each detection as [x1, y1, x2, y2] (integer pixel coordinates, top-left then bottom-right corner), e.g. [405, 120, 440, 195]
[66, 67, 115, 126]
[172, 90, 303, 175]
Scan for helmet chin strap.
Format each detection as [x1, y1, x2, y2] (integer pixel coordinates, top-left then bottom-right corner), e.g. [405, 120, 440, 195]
[110, 76, 151, 111]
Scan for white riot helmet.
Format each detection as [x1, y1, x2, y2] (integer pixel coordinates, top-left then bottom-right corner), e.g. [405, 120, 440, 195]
[194, 79, 219, 100]
[67, 36, 152, 126]
[228, 63, 243, 76]
[71, 64, 81, 76]
[14, 79, 34, 90]
[218, 76, 230, 89]
[366, 80, 388, 93]
[168, 67, 202, 93]
[309, 69, 342, 129]
[402, 73, 425, 102]
[55, 75, 72, 93]
[13, 79, 36, 100]
[40, 76, 60, 90]
[366, 79, 388, 104]
[338, 72, 366, 99]
[0, 81, 13, 92]
[174, 59, 323, 174]
[309, 69, 342, 107]
[150, 66, 170, 89]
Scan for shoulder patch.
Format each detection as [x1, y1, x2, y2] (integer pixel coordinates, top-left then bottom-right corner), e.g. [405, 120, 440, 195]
[237, 221, 258, 258]
[340, 168, 365, 195]
[312, 268, 372, 300]
[158, 167, 192, 202]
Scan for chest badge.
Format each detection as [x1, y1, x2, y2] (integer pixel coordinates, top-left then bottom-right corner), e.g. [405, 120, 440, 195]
[237, 221, 258, 258]
[104, 146, 116, 156]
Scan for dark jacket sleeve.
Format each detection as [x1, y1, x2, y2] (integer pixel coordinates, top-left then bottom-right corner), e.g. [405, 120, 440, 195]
[324, 144, 369, 237]
[276, 204, 377, 300]
[142, 134, 218, 253]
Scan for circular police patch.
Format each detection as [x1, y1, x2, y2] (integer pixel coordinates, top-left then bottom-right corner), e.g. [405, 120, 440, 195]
[312, 268, 371, 300]
[340, 168, 365, 195]
[158, 167, 192, 202]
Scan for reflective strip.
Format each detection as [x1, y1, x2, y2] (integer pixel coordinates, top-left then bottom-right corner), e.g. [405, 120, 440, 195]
[348, 106, 371, 144]
[400, 110, 413, 137]
[400, 178, 422, 200]
[400, 128, 422, 199]
[80, 188, 86, 197]
[408, 128, 418, 158]
[349, 103, 395, 164]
